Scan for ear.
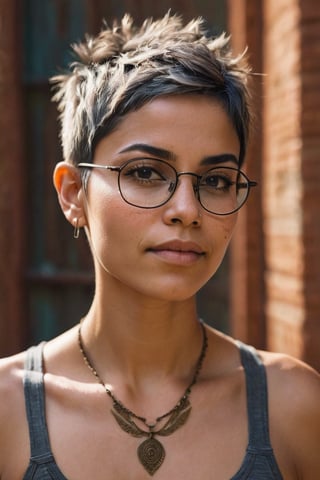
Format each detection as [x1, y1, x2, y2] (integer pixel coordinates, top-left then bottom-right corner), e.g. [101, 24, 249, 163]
[53, 162, 87, 228]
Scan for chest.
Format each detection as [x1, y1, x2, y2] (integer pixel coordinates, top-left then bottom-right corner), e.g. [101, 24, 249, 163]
[8, 367, 293, 480]
[39, 381, 249, 479]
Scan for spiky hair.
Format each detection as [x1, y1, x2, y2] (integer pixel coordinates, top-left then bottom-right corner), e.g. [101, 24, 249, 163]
[51, 13, 251, 166]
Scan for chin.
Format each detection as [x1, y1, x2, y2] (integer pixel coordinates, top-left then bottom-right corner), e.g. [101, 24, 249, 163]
[140, 280, 205, 303]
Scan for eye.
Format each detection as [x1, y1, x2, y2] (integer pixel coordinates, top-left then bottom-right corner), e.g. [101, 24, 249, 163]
[201, 172, 234, 191]
[125, 165, 165, 182]
[122, 159, 173, 185]
[135, 166, 162, 180]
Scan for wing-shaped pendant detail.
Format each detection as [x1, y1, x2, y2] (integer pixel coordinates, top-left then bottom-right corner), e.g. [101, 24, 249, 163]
[111, 405, 147, 438]
[157, 397, 192, 436]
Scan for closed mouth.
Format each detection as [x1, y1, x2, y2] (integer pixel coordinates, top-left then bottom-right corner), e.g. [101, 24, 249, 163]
[147, 240, 205, 258]
[149, 240, 205, 255]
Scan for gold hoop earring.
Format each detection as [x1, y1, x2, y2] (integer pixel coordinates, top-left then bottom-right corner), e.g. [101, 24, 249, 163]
[73, 218, 80, 239]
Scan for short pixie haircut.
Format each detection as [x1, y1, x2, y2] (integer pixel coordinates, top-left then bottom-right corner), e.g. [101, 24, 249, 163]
[52, 13, 251, 167]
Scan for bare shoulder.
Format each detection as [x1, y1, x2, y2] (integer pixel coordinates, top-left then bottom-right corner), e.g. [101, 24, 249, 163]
[260, 350, 320, 411]
[0, 352, 28, 474]
[260, 350, 320, 479]
[0, 351, 26, 414]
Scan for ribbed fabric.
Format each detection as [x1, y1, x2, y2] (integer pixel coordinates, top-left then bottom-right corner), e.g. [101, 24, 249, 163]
[23, 343, 68, 480]
[231, 342, 283, 479]
[22, 341, 283, 479]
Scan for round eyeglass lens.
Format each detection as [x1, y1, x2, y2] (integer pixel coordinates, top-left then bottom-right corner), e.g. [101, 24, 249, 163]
[198, 167, 250, 215]
[118, 158, 177, 208]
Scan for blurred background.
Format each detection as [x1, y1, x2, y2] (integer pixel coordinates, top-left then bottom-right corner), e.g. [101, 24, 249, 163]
[0, 0, 319, 370]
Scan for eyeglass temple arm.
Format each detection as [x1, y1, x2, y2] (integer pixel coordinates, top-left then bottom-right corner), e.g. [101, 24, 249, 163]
[78, 163, 120, 172]
[237, 180, 258, 189]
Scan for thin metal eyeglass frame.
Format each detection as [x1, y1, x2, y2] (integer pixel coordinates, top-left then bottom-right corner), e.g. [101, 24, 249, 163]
[78, 160, 257, 216]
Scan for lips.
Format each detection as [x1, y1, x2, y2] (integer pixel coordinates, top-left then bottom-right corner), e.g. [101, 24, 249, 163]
[147, 240, 205, 265]
[150, 240, 205, 254]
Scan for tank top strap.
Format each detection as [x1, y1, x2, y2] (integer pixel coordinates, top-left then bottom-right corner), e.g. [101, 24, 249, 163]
[237, 341, 272, 450]
[23, 343, 52, 459]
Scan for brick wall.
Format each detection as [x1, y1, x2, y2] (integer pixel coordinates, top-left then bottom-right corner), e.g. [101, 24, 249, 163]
[263, 0, 304, 358]
[228, 0, 320, 370]
[228, 0, 266, 349]
[264, 0, 320, 370]
[300, 1, 320, 368]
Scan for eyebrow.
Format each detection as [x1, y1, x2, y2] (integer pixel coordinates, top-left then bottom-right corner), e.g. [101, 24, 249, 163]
[119, 143, 176, 161]
[119, 143, 238, 166]
[200, 154, 238, 166]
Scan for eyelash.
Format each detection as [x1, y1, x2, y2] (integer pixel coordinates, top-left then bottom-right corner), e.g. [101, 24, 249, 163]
[124, 164, 166, 182]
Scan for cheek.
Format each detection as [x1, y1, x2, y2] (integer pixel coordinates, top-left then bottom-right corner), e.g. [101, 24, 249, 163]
[223, 221, 236, 241]
[86, 190, 146, 252]
[210, 216, 237, 262]
[214, 214, 237, 242]
[208, 216, 237, 276]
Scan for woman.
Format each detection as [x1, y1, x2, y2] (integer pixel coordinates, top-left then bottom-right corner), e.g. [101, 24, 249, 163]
[0, 13, 319, 480]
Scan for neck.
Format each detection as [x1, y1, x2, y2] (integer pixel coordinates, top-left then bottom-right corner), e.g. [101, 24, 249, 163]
[79, 285, 203, 388]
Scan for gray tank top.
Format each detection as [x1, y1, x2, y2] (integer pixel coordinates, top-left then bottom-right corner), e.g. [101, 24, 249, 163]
[22, 341, 283, 479]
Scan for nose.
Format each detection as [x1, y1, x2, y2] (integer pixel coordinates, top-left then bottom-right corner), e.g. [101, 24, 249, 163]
[162, 174, 202, 227]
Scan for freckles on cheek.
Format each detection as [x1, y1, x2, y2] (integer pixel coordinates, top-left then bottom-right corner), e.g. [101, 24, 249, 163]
[222, 217, 237, 240]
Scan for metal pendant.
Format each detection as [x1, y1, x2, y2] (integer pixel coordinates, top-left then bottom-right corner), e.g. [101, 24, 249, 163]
[111, 397, 192, 475]
[137, 436, 165, 476]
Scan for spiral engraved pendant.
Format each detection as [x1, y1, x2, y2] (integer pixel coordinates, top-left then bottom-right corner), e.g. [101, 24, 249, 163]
[137, 436, 165, 476]
[111, 397, 192, 475]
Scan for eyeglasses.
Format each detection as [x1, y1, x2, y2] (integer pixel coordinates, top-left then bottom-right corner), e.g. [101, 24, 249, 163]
[78, 158, 257, 216]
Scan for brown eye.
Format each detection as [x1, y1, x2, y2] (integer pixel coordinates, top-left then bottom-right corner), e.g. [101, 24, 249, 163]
[201, 172, 233, 190]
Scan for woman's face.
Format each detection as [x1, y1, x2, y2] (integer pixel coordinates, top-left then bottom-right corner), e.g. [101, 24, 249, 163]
[83, 94, 240, 301]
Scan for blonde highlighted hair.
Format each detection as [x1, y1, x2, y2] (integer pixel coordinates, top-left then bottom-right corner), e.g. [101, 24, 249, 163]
[51, 12, 251, 166]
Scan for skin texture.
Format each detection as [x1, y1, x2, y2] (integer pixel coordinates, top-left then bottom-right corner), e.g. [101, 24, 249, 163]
[0, 95, 319, 480]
